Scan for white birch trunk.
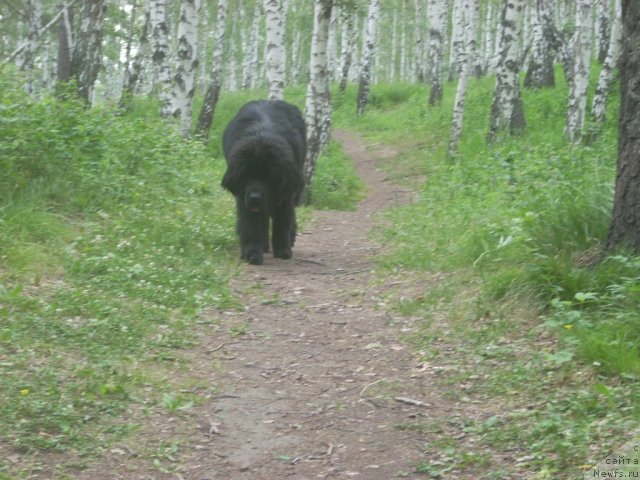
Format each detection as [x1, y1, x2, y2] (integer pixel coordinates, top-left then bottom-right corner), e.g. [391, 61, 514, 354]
[390, 4, 398, 81]
[487, 0, 526, 142]
[264, 0, 286, 100]
[243, 0, 261, 89]
[327, 6, 338, 82]
[338, 8, 355, 92]
[172, 0, 200, 136]
[400, 0, 408, 80]
[303, 0, 333, 203]
[564, 0, 592, 143]
[356, 0, 379, 116]
[525, 0, 556, 88]
[427, 0, 447, 105]
[150, 0, 173, 117]
[71, 0, 107, 104]
[414, 0, 425, 82]
[482, 2, 496, 74]
[449, 0, 477, 158]
[17, 0, 42, 95]
[590, 0, 621, 127]
[448, 0, 464, 81]
[595, 0, 611, 63]
[195, 0, 227, 140]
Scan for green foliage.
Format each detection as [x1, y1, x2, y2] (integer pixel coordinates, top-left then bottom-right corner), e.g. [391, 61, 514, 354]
[0, 73, 363, 473]
[0, 73, 240, 464]
[311, 141, 365, 210]
[333, 65, 639, 478]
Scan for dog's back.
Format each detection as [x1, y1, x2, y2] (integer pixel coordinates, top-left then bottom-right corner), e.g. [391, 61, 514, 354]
[222, 100, 306, 169]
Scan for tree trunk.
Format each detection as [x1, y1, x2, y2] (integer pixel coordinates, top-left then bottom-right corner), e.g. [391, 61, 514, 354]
[590, 0, 621, 130]
[487, 0, 526, 143]
[172, 0, 201, 136]
[120, 1, 150, 110]
[338, 8, 355, 93]
[195, 0, 228, 141]
[595, 0, 611, 64]
[56, 3, 73, 84]
[302, 0, 333, 204]
[356, 0, 379, 116]
[427, 0, 447, 105]
[150, 0, 173, 117]
[17, 0, 43, 95]
[524, 0, 556, 88]
[243, 0, 262, 89]
[70, 0, 107, 104]
[448, 0, 464, 82]
[604, 0, 640, 252]
[414, 0, 425, 82]
[564, 0, 592, 143]
[449, 0, 477, 158]
[264, 0, 286, 100]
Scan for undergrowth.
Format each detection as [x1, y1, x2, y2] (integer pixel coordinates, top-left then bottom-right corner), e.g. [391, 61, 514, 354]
[333, 69, 640, 479]
[0, 74, 361, 477]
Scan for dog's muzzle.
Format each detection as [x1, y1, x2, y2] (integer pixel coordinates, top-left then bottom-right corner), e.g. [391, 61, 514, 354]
[248, 191, 262, 212]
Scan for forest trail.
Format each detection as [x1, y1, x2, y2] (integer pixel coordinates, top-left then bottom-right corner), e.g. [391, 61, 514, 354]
[76, 131, 468, 480]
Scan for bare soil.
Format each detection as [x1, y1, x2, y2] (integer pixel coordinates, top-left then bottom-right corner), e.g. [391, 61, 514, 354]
[71, 130, 484, 479]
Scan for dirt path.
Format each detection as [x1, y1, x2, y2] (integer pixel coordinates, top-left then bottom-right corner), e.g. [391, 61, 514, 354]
[77, 130, 460, 480]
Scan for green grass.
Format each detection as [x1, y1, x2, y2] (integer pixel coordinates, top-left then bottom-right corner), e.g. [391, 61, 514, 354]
[332, 68, 640, 478]
[0, 73, 362, 477]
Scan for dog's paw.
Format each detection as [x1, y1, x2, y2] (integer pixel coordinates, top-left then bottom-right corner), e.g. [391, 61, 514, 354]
[273, 247, 292, 260]
[247, 252, 264, 265]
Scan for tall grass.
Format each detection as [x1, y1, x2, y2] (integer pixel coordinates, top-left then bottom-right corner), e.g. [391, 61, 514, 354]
[334, 70, 635, 377]
[0, 72, 362, 472]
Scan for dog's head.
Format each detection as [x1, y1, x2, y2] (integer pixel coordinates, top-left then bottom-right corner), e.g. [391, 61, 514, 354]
[243, 178, 269, 213]
[221, 136, 304, 207]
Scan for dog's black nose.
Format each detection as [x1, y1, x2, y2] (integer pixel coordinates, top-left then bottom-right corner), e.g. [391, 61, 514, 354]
[249, 192, 262, 201]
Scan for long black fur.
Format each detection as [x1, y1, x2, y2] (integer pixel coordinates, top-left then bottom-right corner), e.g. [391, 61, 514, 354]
[221, 100, 306, 265]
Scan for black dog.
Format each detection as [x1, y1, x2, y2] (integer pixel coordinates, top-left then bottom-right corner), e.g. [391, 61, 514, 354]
[221, 100, 306, 265]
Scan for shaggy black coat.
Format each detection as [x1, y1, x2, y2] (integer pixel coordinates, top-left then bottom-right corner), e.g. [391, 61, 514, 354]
[221, 100, 306, 265]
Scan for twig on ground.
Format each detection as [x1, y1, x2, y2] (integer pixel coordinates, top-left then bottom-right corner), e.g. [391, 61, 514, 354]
[394, 396, 431, 407]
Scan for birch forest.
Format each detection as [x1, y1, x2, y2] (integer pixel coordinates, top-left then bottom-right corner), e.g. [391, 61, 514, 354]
[1, 0, 640, 479]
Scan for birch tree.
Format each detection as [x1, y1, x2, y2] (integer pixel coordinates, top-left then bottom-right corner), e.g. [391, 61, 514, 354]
[195, 0, 228, 141]
[449, 0, 478, 158]
[356, 0, 379, 116]
[427, 0, 447, 106]
[595, 0, 611, 63]
[265, 0, 286, 100]
[338, 7, 356, 93]
[524, 0, 556, 89]
[120, 2, 151, 110]
[150, 0, 173, 117]
[70, 0, 107, 104]
[172, 0, 200, 136]
[16, 0, 42, 95]
[414, 0, 425, 82]
[303, 0, 333, 204]
[564, 0, 592, 143]
[605, 0, 640, 252]
[243, 0, 262, 89]
[57, 4, 73, 84]
[487, 0, 526, 143]
[591, 0, 621, 130]
[448, 0, 465, 81]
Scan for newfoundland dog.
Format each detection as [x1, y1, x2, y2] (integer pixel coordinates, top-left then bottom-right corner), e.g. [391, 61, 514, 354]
[221, 100, 306, 265]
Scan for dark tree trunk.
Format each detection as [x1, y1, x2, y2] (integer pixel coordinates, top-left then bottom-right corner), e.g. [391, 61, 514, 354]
[605, 0, 640, 252]
[195, 83, 221, 141]
[56, 3, 73, 84]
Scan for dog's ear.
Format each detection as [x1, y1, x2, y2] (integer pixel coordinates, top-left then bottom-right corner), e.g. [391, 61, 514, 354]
[221, 162, 244, 196]
[272, 161, 304, 200]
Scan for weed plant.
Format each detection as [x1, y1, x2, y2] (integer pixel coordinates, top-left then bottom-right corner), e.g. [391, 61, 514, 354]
[333, 69, 639, 478]
[0, 72, 361, 475]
